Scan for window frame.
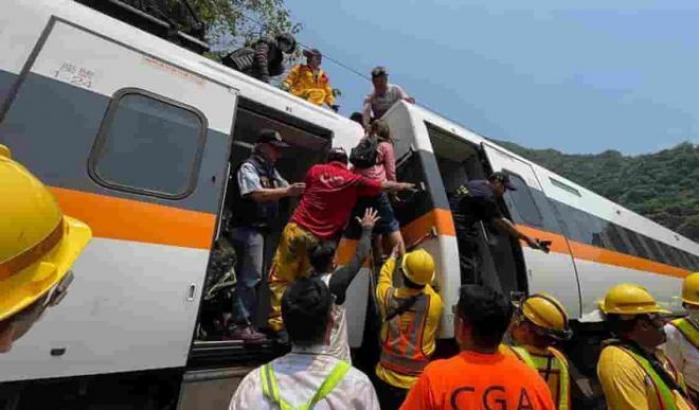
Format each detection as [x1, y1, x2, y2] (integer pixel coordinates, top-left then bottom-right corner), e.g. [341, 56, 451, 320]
[502, 170, 545, 228]
[88, 88, 208, 199]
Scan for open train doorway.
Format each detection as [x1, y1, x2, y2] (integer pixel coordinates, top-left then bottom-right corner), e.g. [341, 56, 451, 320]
[190, 98, 331, 364]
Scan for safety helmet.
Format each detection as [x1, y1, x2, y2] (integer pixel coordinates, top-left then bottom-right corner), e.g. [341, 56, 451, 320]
[681, 273, 699, 307]
[0, 145, 92, 322]
[599, 283, 669, 316]
[401, 249, 435, 286]
[518, 293, 572, 340]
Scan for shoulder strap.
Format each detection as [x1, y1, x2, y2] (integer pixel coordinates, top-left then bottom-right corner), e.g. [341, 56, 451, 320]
[617, 345, 680, 410]
[385, 293, 422, 322]
[509, 345, 537, 369]
[547, 347, 571, 410]
[303, 361, 351, 410]
[261, 363, 293, 410]
[671, 318, 699, 350]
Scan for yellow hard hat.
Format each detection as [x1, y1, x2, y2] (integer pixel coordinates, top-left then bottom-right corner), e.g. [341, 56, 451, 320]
[681, 273, 699, 307]
[0, 145, 92, 322]
[599, 283, 669, 316]
[401, 249, 435, 286]
[521, 293, 570, 333]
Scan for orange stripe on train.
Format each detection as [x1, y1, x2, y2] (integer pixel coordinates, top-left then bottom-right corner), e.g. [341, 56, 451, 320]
[50, 187, 216, 249]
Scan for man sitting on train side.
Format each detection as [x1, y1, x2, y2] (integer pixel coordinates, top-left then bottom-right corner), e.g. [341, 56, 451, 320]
[229, 276, 380, 409]
[362, 66, 415, 129]
[267, 147, 415, 341]
[222, 33, 297, 83]
[281, 48, 337, 110]
[227, 129, 305, 341]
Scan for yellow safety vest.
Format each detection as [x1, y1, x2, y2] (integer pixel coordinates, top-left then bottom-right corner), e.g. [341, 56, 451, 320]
[508, 345, 570, 410]
[260, 360, 350, 410]
[671, 318, 699, 350]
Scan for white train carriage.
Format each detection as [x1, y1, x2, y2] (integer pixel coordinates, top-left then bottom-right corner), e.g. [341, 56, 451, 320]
[0, 0, 698, 408]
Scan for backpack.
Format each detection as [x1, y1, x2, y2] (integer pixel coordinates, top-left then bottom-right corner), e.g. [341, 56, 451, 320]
[349, 136, 379, 169]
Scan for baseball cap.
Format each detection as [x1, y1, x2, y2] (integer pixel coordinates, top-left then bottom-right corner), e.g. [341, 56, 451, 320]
[371, 66, 388, 78]
[257, 129, 290, 148]
[490, 171, 517, 191]
[303, 48, 322, 58]
[326, 147, 348, 164]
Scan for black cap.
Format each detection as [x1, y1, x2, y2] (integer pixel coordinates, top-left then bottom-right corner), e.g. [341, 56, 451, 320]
[257, 129, 290, 148]
[490, 171, 517, 191]
[326, 147, 348, 164]
[303, 48, 322, 58]
[371, 66, 388, 78]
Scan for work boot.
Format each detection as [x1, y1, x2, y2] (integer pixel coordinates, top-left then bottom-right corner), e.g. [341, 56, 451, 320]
[229, 325, 265, 342]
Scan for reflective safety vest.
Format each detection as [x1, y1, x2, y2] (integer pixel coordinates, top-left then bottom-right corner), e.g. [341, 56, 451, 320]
[260, 360, 350, 410]
[616, 344, 685, 410]
[671, 318, 699, 350]
[508, 345, 570, 410]
[379, 290, 430, 377]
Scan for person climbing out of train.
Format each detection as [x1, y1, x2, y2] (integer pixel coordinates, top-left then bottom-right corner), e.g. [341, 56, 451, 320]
[222, 33, 296, 83]
[400, 285, 556, 410]
[227, 129, 305, 342]
[374, 246, 443, 409]
[281, 48, 337, 110]
[503, 293, 573, 410]
[597, 283, 694, 410]
[267, 147, 415, 342]
[664, 272, 699, 407]
[346, 120, 406, 262]
[362, 66, 415, 129]
[0, 144, 92, 353]
[229, 276, 381, 409]
[307, 207, 379, 362]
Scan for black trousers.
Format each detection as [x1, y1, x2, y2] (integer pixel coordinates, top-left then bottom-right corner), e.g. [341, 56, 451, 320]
[375, 376, 409, 410]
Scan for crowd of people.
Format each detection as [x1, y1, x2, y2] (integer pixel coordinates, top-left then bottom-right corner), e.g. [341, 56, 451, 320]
[3, 32, 699, 410]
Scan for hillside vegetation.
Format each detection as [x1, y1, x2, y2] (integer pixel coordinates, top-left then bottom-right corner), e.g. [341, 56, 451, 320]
[494, 141, 699, 243]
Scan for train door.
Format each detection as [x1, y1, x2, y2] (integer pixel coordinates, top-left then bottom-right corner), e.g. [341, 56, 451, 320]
[0, 16, 235, 391]
[481, 142, 582, 317]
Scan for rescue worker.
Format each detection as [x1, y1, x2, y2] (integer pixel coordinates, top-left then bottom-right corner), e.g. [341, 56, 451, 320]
[401, 285, 555, 410]
[229, 276, 380, 409]
[0, 144, 92, 353]
[222, 33, 297, 83]
[505, 294, 573, 410]
[308, 207, 379, 362]
[227, 129, 305, 341]
[664, 272, 699, 406]
[597, 283, 693, 410]
[362, 66, 415, 129]
[375, 246, 443, 409]
[281, 48, 336, 109]
[267, 147, 414, 340]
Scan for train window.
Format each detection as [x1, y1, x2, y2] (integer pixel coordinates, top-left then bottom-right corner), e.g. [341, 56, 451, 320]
[605, 223, 629, 254]
[624, 228, 651, 260]
[673, 247, 694, 270]
[659, 242, 682, 267]
[645, 238, 670, 265]
[504, 173, 544, 227]
[549, 177, 581, 197]
[89, 89, 207, 198]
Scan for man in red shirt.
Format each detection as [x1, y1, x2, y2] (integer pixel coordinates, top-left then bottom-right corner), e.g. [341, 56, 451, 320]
[267, 147, 414, 337]
[401, 285, 555, 410]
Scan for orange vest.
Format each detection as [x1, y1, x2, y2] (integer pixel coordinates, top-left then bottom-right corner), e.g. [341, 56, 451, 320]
[379, 290, 431, 376]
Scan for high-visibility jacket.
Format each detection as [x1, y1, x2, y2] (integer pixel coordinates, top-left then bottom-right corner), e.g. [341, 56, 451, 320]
[506, 345, 570, 410]
[670, 319, 699, 351]
[666, 318, 699, 399]
[597, 343, 693, 410]
[260, 360, 350, 410]
[282, 64, 335, 106]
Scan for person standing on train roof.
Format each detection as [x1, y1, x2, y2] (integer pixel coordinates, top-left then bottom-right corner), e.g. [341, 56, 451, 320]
[504, 293, 574, 410]
[223, 33, 297, 83]
[307, 207, 379, 362]
[267, 147, 415, 342]
[229, 276, 380, 410]
[452, 172, 546, 249]
[664, 272, 699, 407]
[0, 144, 92, 353]
[227, 129, 305, 341]
[281, 48, 337, 109]
[374, 246, 443, 409]
[346, 120, 406, 259]
[362, 66, 415, 129]
[400, 285, 555, 410]
[597, 283, 693, 410]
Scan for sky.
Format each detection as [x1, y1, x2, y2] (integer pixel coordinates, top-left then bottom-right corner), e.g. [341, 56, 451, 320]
[285, 0, 699, 155]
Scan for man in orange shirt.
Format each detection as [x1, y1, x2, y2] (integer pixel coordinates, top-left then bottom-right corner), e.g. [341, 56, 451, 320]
[401, 285, 555, 410]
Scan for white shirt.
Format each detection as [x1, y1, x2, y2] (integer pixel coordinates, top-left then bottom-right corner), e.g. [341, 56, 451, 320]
[229, 345, 380, 410]
[664, 322, 699, 391]
[320, 273, 351, 363]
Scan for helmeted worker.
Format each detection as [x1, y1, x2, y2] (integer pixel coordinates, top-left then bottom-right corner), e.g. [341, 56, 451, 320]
[0, 144, 92, 353]
[505, 293, 573, 410]
[282, 48, 336, 109]
[375, 247, 443, 409]
[229, 276, 380, 409]
[597, 283, 693, 410]
[664, 272, 699, 407]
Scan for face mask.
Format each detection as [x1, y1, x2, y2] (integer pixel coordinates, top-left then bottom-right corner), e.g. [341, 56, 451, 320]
[687, 310, 699, 324]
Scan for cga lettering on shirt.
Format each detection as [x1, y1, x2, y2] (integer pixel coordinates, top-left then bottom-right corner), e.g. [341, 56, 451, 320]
[450, 384, 535, 410]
